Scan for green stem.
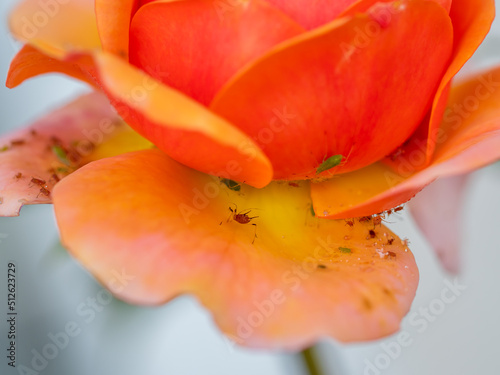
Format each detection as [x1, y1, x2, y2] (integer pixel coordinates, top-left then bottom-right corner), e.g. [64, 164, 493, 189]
[300, 345, 325, 375]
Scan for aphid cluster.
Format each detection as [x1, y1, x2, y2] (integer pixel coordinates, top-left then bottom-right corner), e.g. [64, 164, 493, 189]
[31, 177, 51, 198]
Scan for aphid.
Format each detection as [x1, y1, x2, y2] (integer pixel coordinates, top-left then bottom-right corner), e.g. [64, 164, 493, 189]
[372, 215, 383, 227]
[393, 206, 404, 213]
[220, 178, 241, 192]
[387, 251, 397, 259]
[316, 154, 343, 175]
[226, 205, 258, 244]
[359, 216, 372, 223]
[288, 182, 300, 188]
[52, 145, 71, 166]
[38, 187, 50, 197]
[317, 264, 327, 269]
[50, 173, 61, 183]
[345, 219, 354, 227]
[10, 139, 25, 146]
[0, 145, 9, 152]
[339, 247, 352, 254]
[368, 229, 376, 239]
[14, 172, 22, 180]
[31, 177, 46, 187]
[50, 136, 63, 146]
[30, 129, 38, 137]
[310, 204, 316, 217]
[387, 237, 395, 245]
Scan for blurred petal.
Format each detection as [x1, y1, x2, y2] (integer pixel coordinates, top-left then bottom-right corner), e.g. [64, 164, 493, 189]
[408, 175, 468, 273]
[53, 149, 418, 349]
[6, 44, 96, 89]
[211, 0, 453, 180]
[0, 92, 150, 216]
[311, 66, 500, 218]
[95, 0, 139, 59]
[129, 0, 304, 105]
[387, 0, 495, 171]
[9, 0, 100, 58]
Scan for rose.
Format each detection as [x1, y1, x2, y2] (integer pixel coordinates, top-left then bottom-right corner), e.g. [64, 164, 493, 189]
[2, 0, 499, 350]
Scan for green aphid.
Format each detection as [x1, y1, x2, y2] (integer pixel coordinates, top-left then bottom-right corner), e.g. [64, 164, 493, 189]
[56, 167, 69, 174]
[51, 145, 71, 166]
[310, 204, 316, 217]
[0, 145, 9, 152]
[316, 154, 343, 175]
[339, 247, 352, 254]
[220, 178, 241, 192]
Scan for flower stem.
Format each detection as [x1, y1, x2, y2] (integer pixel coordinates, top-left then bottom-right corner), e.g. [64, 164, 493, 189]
[300, 345, 325, 375]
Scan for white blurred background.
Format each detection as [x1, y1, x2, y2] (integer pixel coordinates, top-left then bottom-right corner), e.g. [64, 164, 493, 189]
[1, 1, 500, 374]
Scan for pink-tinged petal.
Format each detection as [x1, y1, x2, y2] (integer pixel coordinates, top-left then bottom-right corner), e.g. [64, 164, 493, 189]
[386, 0, 495, 172]
[211, 0, 453, 180]
[95, 0, 139, 59]
[129, 0, 304, 105]
[9, 0, 100, 59]
[311, 66, 500, 219]
[0, 92, 151, 217]
[53, 149, 418, 349]
[408, 175, 468, 274]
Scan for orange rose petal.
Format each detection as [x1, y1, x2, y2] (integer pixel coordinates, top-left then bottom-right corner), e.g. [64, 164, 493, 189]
[388, 0, 495, 172]
[53, 149, 418, 349]
[311, 66, 500, 219]
[0, 92, 150, 217]
[6, 44, 96, 89]
[95, 0, 139, 59]
[92, 52, 272, 188]
[211, 0, 453, 180]
[9, 0, 100, 59]
[262, 0, 358, 29]
[129, 0, 304, 105]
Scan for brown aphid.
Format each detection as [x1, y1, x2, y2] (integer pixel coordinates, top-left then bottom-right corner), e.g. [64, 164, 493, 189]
[372, 215, 383, 227]
[51, 173, 61, 183]
[368, 229, 376, 239]
[30, 129, 38, 137]
[317, 264, 327, 270]
[50, 136, 63, 146]
[31, 177, 46, 187]
[226, 205, 258, 244]
[10, 139, 25, 146]
[288, 182, 300, 188]
[14, 172, 23, 180]
[387, 251, 397, 259]
[38, 187, 51, 197]
[387, 237, 395, 245]
[358, 216, 372, 223]
[393, 206, 404, 213]
[345, 219, 354, 227]
[229, 206, 258, 225]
